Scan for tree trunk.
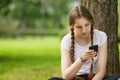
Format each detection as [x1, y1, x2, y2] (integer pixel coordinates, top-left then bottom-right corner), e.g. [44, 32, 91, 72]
[81, 0, 120, 76]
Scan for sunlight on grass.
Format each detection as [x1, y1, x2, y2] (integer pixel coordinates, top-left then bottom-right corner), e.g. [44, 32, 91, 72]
[0, 36, 61, 55]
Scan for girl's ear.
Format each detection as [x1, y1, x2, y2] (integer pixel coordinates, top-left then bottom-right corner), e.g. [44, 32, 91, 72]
[70, 24, 75, 29]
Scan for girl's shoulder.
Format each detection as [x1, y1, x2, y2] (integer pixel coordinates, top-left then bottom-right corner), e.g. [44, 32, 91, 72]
[94, 29, 107, 37]
[61, 33, 71, 51]
[94, 29, 107, 46]
[62, 33, 71, 40]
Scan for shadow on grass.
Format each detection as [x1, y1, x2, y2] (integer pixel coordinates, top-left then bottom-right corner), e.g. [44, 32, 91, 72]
[0, 55, 60, 64]
[0, 55, 61, 80]
[0, 56, 12, 62]
[0, 55, 61, 73]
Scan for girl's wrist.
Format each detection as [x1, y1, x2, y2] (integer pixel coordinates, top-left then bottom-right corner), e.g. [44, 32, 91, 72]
[80, 56, 87, 63]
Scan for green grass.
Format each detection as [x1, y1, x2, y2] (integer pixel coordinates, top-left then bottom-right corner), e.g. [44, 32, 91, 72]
[0, 36, 120, 80]
[0, 36, 62, 80]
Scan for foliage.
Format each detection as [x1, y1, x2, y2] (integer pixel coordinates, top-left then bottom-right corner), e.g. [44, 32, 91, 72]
[0, 0, 12, 16]
[0, 0, 80, 37]
[0, 0, 120, 38]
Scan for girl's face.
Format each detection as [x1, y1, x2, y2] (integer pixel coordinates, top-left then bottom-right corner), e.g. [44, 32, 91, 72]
[74, 17, 92, 38]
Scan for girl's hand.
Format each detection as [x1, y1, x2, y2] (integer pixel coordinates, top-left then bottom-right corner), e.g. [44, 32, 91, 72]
[81, 49, 96, 61]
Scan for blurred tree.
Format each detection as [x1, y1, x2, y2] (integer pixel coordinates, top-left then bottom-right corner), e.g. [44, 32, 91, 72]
[0, 0, 80, 36]
[81, 0, 120, 76]
[0, 0, 12, 16]
[47, 0, 70, 29]
[9, 0, 42, 28]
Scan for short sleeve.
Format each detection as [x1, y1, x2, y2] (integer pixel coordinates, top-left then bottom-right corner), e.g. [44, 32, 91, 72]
[99, 32, 107, 46]
[61, 34, 71, 51]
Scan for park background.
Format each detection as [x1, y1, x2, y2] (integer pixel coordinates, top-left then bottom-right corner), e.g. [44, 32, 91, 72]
[0, 0, 120, 80]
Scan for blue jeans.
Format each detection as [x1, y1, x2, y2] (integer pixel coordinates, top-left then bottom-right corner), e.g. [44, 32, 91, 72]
[103, 75, 120, 80]
[48, 75, 120, 80]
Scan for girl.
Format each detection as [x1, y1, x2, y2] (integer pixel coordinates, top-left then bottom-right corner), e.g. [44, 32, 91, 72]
[60, 5, 107, 80]
[49, 5, 120, 80]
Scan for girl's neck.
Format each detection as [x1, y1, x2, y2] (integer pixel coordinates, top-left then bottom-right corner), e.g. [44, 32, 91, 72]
[75, 34, 91, 46]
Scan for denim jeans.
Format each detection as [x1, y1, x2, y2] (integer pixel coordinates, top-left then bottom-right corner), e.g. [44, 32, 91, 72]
[48, 75, 120, 80]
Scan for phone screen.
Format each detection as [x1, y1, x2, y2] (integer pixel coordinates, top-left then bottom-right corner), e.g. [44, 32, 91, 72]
[89, 45, 98, 52]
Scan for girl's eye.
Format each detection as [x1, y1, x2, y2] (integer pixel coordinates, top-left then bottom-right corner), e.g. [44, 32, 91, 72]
[76, 26, 82, 29]
[85, 23, 90, 27]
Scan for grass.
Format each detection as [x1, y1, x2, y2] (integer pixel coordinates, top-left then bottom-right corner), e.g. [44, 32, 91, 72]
[0, 36, 62, 80]
[0, 36, 120, 80]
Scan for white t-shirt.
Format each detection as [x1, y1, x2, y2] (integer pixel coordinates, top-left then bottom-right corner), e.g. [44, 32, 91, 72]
[61, 29, 107, 75]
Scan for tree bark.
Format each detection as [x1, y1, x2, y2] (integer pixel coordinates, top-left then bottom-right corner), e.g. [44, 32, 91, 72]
[81, 0, 120, 76]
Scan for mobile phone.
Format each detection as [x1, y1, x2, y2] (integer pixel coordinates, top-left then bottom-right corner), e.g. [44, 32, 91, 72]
[89, 45, 98, 52]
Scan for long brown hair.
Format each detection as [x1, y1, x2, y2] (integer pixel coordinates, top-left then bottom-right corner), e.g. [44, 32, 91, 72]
[69, 5, 94, 80]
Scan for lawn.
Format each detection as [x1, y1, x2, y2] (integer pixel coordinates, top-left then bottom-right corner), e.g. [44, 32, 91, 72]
[0, 36, 120, 80]
[0, 36, 62, 80]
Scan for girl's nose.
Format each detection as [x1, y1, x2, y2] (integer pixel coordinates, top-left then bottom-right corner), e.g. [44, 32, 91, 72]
[82, 27, 86, 33]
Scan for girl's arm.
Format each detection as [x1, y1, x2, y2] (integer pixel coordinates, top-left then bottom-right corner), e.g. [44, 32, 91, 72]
[92, 41, 107, 80]
[61, 47, 95, 80]
[61, 48, 84, 80]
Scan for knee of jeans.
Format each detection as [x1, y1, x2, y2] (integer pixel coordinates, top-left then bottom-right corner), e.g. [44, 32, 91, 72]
[48, 77, 64, 80]
[117, 77, 120, 80]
